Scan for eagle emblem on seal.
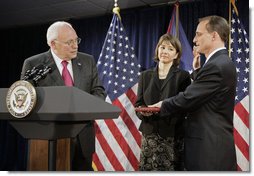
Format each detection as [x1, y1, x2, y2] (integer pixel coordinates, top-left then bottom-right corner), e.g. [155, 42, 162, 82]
[6, 80, 37, 118]
[13, 92, 28, 109]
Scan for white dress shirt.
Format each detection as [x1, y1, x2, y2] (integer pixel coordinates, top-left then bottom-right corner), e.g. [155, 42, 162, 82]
[51, 50, 74, 81]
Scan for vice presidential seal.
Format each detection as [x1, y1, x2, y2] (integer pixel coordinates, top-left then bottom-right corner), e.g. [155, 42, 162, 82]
[6, 80, 37, 118]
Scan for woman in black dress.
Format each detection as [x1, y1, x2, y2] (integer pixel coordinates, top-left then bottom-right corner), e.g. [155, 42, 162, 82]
[135, 34, 191, 171]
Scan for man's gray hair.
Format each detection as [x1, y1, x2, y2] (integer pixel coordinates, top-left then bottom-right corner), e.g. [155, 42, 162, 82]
[46, 21, 73, 46]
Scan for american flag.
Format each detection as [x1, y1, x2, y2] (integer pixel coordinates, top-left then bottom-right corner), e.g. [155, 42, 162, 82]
[230, 6, 249, 171]
[93, 13, 141, 171]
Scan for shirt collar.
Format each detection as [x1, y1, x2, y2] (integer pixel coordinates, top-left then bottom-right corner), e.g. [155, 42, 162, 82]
[51, 50, 71, 65]
[205, 47, 226, 64]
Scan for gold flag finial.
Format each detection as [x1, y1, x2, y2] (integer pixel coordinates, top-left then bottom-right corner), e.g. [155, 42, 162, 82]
[113, 0, 121, 20]
[230, 0, 239, 16]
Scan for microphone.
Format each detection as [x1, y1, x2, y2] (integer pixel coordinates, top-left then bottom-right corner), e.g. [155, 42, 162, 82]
[22, 64, 45, 81]
[33, 65, 52, 83]
[22, 63, 53, 86]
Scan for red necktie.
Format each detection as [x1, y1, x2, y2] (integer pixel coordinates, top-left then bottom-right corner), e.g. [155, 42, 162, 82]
[61, 61, 74, 86]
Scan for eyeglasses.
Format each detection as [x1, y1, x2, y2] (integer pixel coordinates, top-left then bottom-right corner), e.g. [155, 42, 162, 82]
[55, 37, 81, 46]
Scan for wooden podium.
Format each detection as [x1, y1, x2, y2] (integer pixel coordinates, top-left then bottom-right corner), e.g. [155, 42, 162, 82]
[0, 86, 121, 171]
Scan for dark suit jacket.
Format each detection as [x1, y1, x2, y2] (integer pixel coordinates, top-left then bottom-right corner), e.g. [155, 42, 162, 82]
[20, 50, 106, 158]
[160, 49, 237, 170]
[135, 64, 191, 138]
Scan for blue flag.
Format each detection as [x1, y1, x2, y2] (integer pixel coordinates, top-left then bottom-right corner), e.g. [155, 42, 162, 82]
[167, 6, 193, 73]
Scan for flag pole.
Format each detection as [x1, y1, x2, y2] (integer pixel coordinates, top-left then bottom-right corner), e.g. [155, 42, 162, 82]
[113, 0, 121, 20]
[229, 0, 232, 57]
[229, 0, 239, 57]
[175, 2, 179, 39]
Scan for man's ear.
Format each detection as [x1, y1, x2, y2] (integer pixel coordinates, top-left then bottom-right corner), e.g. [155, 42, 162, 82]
[51, 40, 57, 49]
[212, 31, 218, 41]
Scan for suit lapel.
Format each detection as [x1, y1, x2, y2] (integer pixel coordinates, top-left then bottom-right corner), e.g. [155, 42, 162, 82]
[152, 66, 161, 90]
[161, 65, 177, 91]
[143, 67, 160, 104]
[72, 57, 83, 88]
[145, 65, 177, 102]
[44, 51, 65, 86]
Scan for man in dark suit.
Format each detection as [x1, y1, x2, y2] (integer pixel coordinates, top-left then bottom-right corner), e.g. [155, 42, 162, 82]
[21, 21, 106, 171]
[150, 16, 237, 170]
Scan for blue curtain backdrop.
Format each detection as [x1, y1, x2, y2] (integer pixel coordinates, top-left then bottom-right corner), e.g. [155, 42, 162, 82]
[0, 0, 248, 170]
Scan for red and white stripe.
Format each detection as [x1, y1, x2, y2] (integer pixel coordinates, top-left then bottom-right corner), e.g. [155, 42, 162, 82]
[94, 83, 141, 171]
[233, 95, 249, 171]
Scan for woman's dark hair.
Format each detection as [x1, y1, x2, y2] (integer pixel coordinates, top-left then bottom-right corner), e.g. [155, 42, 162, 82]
[154, 33, 182, 66]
